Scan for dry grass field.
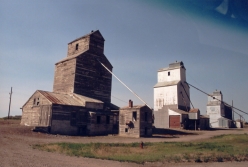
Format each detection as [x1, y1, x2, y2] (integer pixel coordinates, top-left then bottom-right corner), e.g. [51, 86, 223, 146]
[0, 119, 248, 167]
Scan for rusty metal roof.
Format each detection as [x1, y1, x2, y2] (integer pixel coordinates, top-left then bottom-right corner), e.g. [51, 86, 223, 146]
[38, 90, 103, 106]
[189, 108, 200, 113]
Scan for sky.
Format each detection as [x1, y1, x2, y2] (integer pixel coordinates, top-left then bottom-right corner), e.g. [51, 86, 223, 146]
[1, 0, 248, 121]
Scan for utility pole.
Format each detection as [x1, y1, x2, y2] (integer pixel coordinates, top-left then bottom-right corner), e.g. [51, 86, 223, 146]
[8, 87, 12, 119]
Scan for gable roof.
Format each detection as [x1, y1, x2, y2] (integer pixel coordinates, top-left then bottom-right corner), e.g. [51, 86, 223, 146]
[22, 90, 103, 108]
[38, 90, 103, 106]
[68, 30, 105, 44]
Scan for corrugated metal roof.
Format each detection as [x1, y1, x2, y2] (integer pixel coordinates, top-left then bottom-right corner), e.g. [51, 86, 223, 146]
[38, 90, 103, 106]
[154, 80, 180, 88]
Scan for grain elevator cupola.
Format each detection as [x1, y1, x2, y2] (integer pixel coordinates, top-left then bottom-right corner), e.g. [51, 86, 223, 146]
[53, 30, 113, 103]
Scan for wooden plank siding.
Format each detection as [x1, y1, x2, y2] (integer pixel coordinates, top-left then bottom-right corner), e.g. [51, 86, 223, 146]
[119, 106, 152, 138]
[87, 112, 114, 135]
[53, 59, 76, 94]
[21, 91, 51, 126]
[51, 104, 88, 135]
[74, 53, 112, 103]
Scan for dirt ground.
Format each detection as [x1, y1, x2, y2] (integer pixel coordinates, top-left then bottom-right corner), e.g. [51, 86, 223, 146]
[0, 119, 248, 167]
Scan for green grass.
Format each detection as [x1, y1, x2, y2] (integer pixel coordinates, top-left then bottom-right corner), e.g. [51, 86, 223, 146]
[33, 134, 248, 164]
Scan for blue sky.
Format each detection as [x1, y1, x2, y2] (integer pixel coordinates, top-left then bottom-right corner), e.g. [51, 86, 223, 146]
[1, 0, 248, 120]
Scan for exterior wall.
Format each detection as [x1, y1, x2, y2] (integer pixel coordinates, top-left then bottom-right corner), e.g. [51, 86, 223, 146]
[21, 91, 51, 126]
[154, 85, 178, 111]
[85, 102, 103, 109]
[153, 105, 169, 129]
[158, 68, 181, 82]
[51, 104, 87, 135]
[224, 104, 233, 120]
[88, 31, 105, 54]
[51, 120, 78, 135]
[199, 118, 210, 130]
[119, 106, 152, 138]
[139, 107, 153, 137]
[177, 82, 190, 111]
[87, 112, 114, 135]
[207, 105, 221, 128]
[180, 68, 186, 82]
[67, 36, 90, 57]
[53, 59, 76, 94]
[119, 109, 140, 138]
[74, 52, 112, 103]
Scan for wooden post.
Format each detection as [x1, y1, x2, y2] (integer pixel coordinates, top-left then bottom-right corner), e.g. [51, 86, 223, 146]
[8, 87, 12, 119]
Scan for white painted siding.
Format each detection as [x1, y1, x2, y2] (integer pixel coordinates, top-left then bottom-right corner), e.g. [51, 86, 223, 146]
[207, 105, 222, 128]
[154, 85, 178, 111]
[158, 68, 181, 82]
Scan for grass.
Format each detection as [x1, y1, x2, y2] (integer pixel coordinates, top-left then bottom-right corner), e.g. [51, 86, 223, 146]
[33, 134, 248, 164]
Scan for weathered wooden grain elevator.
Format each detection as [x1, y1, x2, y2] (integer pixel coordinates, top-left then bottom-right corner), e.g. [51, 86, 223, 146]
[21, 30, 119, 136]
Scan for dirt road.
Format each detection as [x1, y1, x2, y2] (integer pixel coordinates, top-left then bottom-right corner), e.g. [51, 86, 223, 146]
[0, 120, 247, 167]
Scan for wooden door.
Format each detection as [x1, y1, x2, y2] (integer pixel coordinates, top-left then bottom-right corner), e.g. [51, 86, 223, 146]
[169, 115, 180, 128]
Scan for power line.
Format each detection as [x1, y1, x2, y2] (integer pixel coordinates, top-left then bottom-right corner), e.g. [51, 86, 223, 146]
[111, 95, 128, 104]
[97, 59, 152, 109]
[185, 81, 248, 116]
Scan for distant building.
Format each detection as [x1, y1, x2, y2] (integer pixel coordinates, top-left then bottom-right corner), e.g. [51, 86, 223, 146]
[21, 30, 119, 135]
[206, 90, 234, 128]
[119, 100, 153, 137]
[153, 61, 190, 129]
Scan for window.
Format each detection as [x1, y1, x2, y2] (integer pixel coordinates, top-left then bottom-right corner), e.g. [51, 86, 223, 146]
[125, 128, 128, 132]
[75, 43, 79, 50]
[33, 97, 40, 106]
[145, 112, 148, 122]
[36, 98, 40, 105]
[97, 116, 101, 124]
[168, 71, 170, 76]
[133, 111, 137, 121]
[106, 115, 110, 124]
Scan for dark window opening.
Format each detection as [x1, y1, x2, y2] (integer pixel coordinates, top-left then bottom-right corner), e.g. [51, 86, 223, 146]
[76, 44, 79, 50]
[36, 98, 39, 105]
[125, 128, 128, 132]
[133, 111, 137, 121]
[33, 98, 36, 105]
[145, 112, 148, 122]
[168, 72, 170, 76]
[97, 116, 101, 124]
[106, 115, 110, 124]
